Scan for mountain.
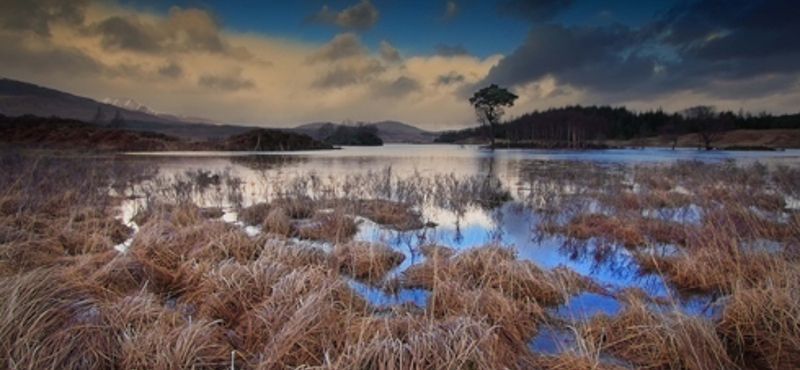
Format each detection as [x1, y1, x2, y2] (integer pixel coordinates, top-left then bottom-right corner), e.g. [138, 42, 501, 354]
[293, 121, 438, 143]
[0, 77, 439, 143]
[0, 78, 176, 125]
[103, 97, 224, 125]
[0, 78, 253, 140]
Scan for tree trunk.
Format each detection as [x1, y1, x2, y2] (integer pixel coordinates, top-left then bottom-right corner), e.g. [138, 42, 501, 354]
[489, 121, 496, 150]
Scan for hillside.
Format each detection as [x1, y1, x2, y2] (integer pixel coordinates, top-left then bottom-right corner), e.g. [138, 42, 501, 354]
[293, 121, 438, 143]
[0, 78, 260, 141]
[0, 115, 333, 152]
[0, 78, 178, 125]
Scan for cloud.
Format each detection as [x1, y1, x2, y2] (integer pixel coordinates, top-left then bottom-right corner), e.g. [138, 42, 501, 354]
[307, 33, 367, 63]
[0, 0, 90, 37]
[434, 44, 470, 57]
[88, 6, 247, 58]
[497, 0, 575, 22]
[437, 71, 466, 85]
[305, 0, 378, 31]
[0, 0, 508, 128]
[444, 2, 458, 19]
[312, 60, 386, 88]
[379, 41, 401, 63]
[158, 61, 183, 78]
[0, 33, 103, 76]
[371, 76, 422, 98]
[480, 0, 800, 106]
[198, 70, 255, 91]
[653, 0, 800, 75]
[92, 15, 162, 53]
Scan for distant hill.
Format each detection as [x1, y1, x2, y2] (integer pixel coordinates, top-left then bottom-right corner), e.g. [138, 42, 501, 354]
[0, 114, 333, 152]
[293, 121, 438, 143]
[0, 78, 257, 140]
[102, 97, 225, 126]
[0, 78, 176, 125]
[0, 78, 439, 143]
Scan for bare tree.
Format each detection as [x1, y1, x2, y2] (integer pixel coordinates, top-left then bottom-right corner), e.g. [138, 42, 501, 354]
[683, 105, 727, 150]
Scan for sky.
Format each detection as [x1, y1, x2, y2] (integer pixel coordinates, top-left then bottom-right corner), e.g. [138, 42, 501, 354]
[1, 0, 799, 130]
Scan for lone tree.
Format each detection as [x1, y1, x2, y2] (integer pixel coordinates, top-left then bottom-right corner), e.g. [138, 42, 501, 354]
[682, 105, 728, 150]
[469, 84, 517, 150]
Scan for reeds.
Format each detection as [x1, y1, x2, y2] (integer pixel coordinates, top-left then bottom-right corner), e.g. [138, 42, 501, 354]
[297, 209, 358, 243]
[332, 241, 405, 284]
[579, 294, 736, 370]
[324, 316, 514, 370]
[2, 150, 799, 369]
[718, 264, 800, 369]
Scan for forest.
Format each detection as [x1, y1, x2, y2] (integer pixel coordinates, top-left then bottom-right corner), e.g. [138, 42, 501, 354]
[436, 105, 800, 149]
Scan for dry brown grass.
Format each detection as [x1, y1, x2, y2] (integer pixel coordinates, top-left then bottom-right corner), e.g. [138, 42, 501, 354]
[185, 221, 259, 263]
[256, 237, 328, 268]
[261, 206, 296, 236]
[521, 353, 631, 370]
[635, 247, 780, 293]
[580, 295, 736, 370]
[192, 259, 292, 327]
[132, 201, 206, 227]
[0, 237, 65, 276]
[404, 244, 596, 307]
[0, 267, 100, 370]
[418, 243, 455, 259]
[718, 265, 800, 370]
[298, 209, 358, 243]
[635, 205, 790, 293]
[238, 201, 273, 225]
[427, 281, 544, 355]
[332, 241, 405, 284]
[322, 316, 516, 370]
[237, 266, 367, 369]
[356, 199, 424, 230]
[555, 213, 646, 247]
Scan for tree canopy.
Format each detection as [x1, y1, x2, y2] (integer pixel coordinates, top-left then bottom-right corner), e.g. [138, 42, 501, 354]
[469, 84, 517, 150]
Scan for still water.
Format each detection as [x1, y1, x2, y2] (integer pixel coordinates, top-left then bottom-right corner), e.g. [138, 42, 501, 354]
[122, 144, 799, 350]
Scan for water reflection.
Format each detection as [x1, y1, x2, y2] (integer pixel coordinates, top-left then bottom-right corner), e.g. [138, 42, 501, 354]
[119, 144, 800, 315]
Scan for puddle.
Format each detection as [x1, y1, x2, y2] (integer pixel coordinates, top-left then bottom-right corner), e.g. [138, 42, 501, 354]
[529, 326, 575, 353]
[549, 292, 620, 321]
[348, 279, 430, 307]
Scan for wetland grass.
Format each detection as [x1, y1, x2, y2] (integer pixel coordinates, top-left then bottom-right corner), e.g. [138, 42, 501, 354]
[2, 150, 799, 370]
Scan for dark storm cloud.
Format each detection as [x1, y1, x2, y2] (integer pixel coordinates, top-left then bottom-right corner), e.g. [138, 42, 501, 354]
[305, 0, 378, 31]
[497, 0, 575, 22]
[434, 44, 469, 57]
[371, 76, 422, 98]
[479, 0, 800, 102]
[312, 60, 386, 88]
[307, 33, 367, 63]
[158, 61, 183, 79]
[198, 72, 255, 91]
[0, 0, 90, 37]
[653, 0, 800, 74]
[480, 23, 645, 88]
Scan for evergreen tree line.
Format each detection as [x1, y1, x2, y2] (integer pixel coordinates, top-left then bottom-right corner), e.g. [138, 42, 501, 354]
[435, 105, 800, 149]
